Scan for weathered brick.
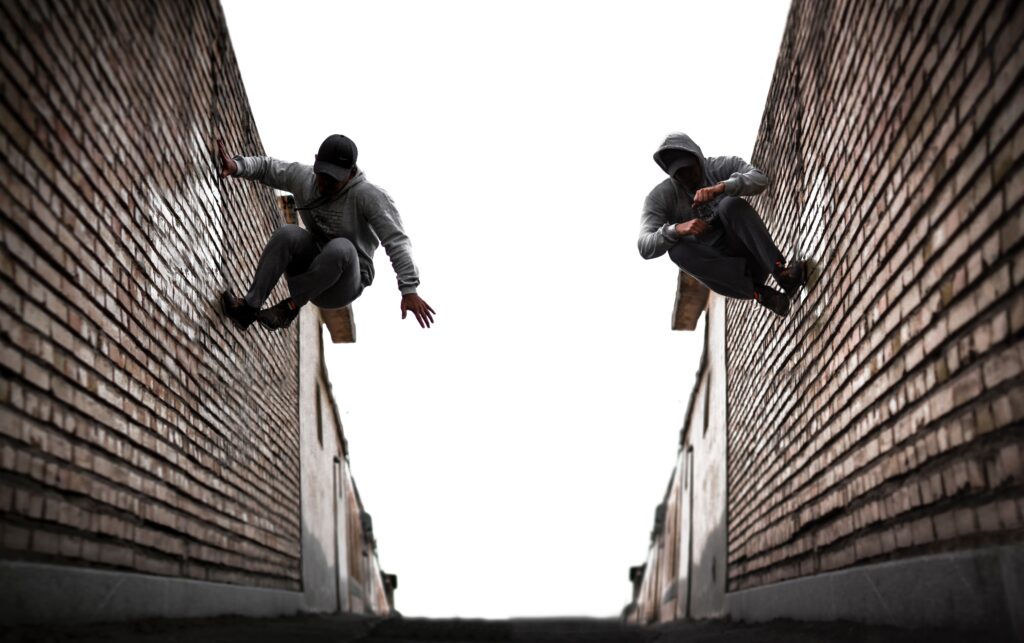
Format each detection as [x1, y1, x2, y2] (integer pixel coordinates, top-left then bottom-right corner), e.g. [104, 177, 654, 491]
[976, 503, 1002, 532]
[992, 443, 1023, 487]
[996, 498, 1020, 529]
[933, 511, 957, 541]
[97, 542, 134, 568]
[2, 523, 32, 551]
[726, 0, 1024, 590]
[60, 534, 82, 559]
[0, 0, 306, 590]
[31, 529, 61, 556]
[981, 344, 1022, 390]
[894, 522, 914, 549]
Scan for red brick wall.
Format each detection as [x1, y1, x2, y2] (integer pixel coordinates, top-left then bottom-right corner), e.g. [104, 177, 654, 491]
[726, 0, 1024, 591]
[0, 0, 302, 588]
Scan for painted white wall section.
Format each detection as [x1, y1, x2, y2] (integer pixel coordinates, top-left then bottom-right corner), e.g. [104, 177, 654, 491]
[298, 308, 344, 612]
[670, 294, 729, 619]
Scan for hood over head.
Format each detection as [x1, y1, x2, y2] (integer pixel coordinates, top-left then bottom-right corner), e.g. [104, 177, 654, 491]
[653, 133, 706, 177]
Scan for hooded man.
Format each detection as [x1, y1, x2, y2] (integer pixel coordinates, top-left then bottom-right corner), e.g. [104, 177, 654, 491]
[638, 133, 806, 316]
[217, 134, 435, 330]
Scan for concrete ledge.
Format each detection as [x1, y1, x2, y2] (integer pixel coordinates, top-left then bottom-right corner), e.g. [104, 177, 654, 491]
[0, 561, 307, 625]
[671, 272, 709, 331]
[320, 305, 356, 343]
[725, 543, 1023, 636]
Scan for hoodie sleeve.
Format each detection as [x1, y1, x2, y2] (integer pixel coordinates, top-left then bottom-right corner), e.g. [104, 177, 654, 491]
[360, 190, 420, 295]
[707, 156, 769, 196]
[232, 156, 313, 196]
[638, 190, 682, 260]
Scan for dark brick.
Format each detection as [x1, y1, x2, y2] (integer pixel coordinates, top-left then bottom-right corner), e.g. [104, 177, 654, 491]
[725, 0, 1024, 591]
[0, 0, 304, 590]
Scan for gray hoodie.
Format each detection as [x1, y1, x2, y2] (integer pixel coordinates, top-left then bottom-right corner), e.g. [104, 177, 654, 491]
[638, 133, 769, 260]
[233, 156, 419, 294]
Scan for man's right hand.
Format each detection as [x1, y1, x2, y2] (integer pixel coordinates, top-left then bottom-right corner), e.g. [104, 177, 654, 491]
[217, 139, 238, 177]
[675, 219, 710, 237]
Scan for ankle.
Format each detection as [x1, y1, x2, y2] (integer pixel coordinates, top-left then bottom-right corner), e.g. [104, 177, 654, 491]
[237, 293, 259, 311]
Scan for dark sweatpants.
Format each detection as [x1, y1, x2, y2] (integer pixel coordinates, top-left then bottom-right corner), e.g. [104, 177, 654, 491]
[244, 224, 363, 310]
[668, 196, 784, 299]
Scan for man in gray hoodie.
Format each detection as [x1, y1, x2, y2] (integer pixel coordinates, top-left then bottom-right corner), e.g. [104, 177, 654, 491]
[217, 134, 435, 330]
[638, 133, 806, 316]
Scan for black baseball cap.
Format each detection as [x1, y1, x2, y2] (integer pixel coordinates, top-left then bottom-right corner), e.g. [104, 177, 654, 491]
[314, 134, 358, 181]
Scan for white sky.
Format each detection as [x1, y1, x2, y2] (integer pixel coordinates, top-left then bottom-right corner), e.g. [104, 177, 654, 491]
[221, 0, 789, 619]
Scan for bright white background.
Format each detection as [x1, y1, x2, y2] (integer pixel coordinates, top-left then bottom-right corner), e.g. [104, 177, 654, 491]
[221, 0, 789, 619]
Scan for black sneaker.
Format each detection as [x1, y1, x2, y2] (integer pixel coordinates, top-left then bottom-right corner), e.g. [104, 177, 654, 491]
[774, 259, 808, 298]
[754, 284, 790, 317]
[256, 298, 300, 330]
[221, 291, 258, 330]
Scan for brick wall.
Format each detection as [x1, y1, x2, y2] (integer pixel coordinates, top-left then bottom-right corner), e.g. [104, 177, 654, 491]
[0, 0, 302, 588]
[726, 0, 1024, 591]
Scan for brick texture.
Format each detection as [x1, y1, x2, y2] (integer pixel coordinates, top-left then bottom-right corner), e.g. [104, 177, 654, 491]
[0, 0, 301, 588]
[726, 0, 1024, 590]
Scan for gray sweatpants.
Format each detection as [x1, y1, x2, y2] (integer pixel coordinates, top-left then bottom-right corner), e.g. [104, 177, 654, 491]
[244, 224, 363, 310]
[668, 196, 785, 299]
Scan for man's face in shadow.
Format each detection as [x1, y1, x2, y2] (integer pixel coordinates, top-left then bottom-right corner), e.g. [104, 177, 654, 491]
[315, 171, 348, 195]
[672, 161, 702, 189]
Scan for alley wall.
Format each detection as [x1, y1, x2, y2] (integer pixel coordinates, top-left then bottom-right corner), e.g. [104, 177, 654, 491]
[0, 0, 303, 589]
[627, 0, 1023, 633]
[0, 0, 394, 622]
[727, 0, 1024, 592]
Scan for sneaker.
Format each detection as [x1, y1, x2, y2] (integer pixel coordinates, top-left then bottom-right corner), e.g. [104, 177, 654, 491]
[256, 298, 300, 330]
[774, 259, 808, 298]
[221, 291, 258, 330]
[754, 284, 790, 317]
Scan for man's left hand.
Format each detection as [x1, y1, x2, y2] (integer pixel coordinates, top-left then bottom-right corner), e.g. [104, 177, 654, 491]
[693, 182, 726, 206]
[216, 139, 238, 177]
[401, 293, 436, 328]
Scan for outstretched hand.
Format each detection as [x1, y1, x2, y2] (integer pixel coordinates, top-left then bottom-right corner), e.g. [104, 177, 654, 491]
[216, 139, 238, 178]
[401, 293, 436, 328]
